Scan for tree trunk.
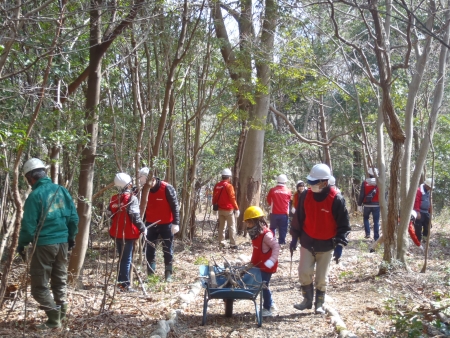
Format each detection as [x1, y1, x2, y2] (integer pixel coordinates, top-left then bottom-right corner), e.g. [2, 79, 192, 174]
[397, 5, 449, 262]
[68, 0, 102, 281]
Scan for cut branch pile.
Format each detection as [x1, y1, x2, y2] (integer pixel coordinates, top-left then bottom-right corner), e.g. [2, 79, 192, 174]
[207, 257, 257, 289]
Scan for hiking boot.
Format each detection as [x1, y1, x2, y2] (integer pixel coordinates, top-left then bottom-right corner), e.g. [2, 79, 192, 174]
[36, 306, 61, 330]
[422, 236, 428, 243]
[293, 284, 313, 311]
[230, 245, 239, 250]
[364, 234, 371, 239]
[261, 308, 273, 317]
[147, 262, 156, 276]
[165, 264, 173, 283]
[315, 290, 326, 314]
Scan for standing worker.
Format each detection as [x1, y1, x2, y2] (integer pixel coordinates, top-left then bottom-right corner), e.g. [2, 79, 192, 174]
[141, 170, 180, 282]
[328, 176, 341, 195]
[243, 206, 280, 317]
[266, 174, 292, 245]
[108, 173, 147, 291]
[357, 168, 380, 240]
[212, 169, 240, 249]
[291, 180, 305, 215]
[290, 163, 350, 314]
[17, 158, 79, 329]
[414, 178, 434, 243]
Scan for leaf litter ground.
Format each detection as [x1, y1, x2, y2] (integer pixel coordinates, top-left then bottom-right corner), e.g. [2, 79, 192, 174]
[1, 213, 450, 337]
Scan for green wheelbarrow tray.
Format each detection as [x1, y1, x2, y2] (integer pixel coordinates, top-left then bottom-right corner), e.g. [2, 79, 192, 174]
[199, 265, 265, 327]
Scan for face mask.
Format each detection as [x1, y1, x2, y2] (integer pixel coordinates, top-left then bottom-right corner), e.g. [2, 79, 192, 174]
[310, 184, 323, 193]
[247, 226, 261, 240]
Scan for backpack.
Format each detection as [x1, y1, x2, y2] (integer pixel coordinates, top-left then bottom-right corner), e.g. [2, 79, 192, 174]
[364, 187, 377, 203]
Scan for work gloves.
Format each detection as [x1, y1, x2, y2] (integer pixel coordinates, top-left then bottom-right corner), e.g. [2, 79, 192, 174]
[264, 259, 275, 269]
[68, 240, 76, 251]
[333, 244, 343, 264]
[141, 228, 148, 237]
[171, 224, 180, 235]
[17, 246, 26, 262]
[291, 207, 296, 214]
[234, 209, 240, 218]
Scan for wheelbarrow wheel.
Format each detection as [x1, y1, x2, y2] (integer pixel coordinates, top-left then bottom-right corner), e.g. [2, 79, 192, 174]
[224, 299, 233, 317]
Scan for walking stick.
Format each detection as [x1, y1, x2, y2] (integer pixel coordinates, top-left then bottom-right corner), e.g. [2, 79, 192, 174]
[289, 249, 293, 282]
[132, 263, 148, 296]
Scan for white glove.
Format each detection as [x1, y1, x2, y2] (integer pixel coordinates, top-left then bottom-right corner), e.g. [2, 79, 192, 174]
[291, 207, 296, 214]
[264, 259, 275, 269]
[142, 228, 147, 237]
[212, 210, 218, 216]
[235, 209, 240, 218]
[357, 206, 363, 213]
[171, 224, 179, 235]
[419, 245, 424, 251]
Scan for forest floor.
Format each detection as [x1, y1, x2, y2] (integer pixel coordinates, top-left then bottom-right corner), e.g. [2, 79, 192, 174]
[1, 210, 450, 337]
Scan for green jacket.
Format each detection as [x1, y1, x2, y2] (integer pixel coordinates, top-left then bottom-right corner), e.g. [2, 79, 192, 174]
[19, 177, 79, 247]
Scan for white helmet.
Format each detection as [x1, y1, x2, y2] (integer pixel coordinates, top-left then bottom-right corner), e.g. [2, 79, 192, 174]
[425, 178, 434, 188]
[23, 158, 46, 175]
[329, 176, 336, 186]
[277, 174, 288, 183]
[411, 210, 417, 219]
[307, 164, 331, 181]
[114, 173, 132, 188]
[139, 167, 150, 185]
[368, 168, 379, 176]
[221, 168, 232, 177]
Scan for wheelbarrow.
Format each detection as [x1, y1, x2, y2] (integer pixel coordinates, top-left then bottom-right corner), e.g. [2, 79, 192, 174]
[199, 265, 264, 327]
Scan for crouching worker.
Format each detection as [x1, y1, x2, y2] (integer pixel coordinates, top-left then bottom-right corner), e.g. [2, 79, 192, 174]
[290, 163, 350, 314]
[17, 158, 79, 329]
[244, 206, 280, 317]
[108, 173, 147, 292]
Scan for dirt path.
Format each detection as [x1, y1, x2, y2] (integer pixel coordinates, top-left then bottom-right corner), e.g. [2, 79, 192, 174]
[1, 215, 449, 337]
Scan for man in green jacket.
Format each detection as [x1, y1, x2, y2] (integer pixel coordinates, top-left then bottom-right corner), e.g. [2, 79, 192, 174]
[17, 158, 79, 329]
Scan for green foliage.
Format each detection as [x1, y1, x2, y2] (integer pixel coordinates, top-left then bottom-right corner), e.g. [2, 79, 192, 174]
[193, 256, 209, 265]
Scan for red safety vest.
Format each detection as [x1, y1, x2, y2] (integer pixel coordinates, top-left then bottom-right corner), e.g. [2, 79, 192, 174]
[251, 228, 278, 273]
[213, 181, 234, 210]
[145, 181, 174, 224]
[363, 181, 379, 203]
[303, 188, 338, 240]
[109, 193, 140, 240]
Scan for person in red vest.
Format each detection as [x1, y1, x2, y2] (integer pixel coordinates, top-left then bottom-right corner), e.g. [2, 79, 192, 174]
[243, 206, 280, 317]
[291, 180, 305, 215]
[414, 178, 433, 243]
[290, 163, 350, 314]
[108, 173, 147, 291]
[266, 174, 292, 245]
[357, 168, 380, 240]
[143, 173, 180, 282]
[212, 169, 240, 249]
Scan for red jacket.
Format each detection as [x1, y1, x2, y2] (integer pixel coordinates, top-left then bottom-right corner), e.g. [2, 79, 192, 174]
[109, 193, 141, 240]
[303, 188, 338, 240]
[251, 228, 278, 273]
[213, 180, 238, 210]
[266, 185, 292, 214]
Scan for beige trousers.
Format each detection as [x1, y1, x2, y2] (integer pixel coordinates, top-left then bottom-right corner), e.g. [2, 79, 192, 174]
[218, 209, 236, 245]
[298, 246, 333, 292]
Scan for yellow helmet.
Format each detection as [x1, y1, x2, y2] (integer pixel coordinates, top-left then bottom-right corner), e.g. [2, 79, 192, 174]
[243, 206, 264, 221]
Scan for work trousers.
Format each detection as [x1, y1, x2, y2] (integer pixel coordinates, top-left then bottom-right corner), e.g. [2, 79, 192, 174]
[146, 223, 173, 265]
[260, 271, 274, 310]
[29, 243, 68, 310]
[414, 212, 430, 242]
[269, 214, 289, 244]
[363, 206, 380, 240]
[115, 238, 135, 288]
[218, 209, 236, 246]
[298, 246, 333, 292]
